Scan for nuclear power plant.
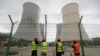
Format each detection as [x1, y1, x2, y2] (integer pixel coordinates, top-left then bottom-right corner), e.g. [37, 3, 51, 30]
[14, 2, 42, 40]
[40, 23, 45, 38]
[56, 24, 62, 38]
[14, 2, 88, 42]
[60, 3, 89, 41]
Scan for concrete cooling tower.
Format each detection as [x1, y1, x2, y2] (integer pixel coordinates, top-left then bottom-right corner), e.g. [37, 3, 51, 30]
[14, 2, 41, 40]
[61, 3, 89, 41]
[56, 24, 62, 38]
[40, 23, 44, 38]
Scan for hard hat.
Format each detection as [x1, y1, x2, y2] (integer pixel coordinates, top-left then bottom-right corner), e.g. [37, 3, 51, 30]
[42, 38, 46, 41]
[72, 39, 78, 43]
[57, 38, 61, 41]
[33, 36, 38, 41]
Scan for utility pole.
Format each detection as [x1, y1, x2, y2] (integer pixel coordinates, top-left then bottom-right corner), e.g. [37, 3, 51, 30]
[5, 15, 18, 56]
[78, 16, 85, 56]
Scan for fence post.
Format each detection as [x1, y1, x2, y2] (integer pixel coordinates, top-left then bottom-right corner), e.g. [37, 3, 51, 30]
[78, 16, 85, 56]
[5, 15, 18, 56]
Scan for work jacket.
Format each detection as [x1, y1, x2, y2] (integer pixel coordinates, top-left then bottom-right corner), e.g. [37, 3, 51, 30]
[41, 42, 48, 53]
[73, 43, 80, 54]
[56, 42, 63, 52]
[31, 41, 37, 51]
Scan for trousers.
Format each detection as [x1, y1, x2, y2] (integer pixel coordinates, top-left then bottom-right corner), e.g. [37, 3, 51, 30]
[56, 52, 62, 56]
[31, 50, 37, 56]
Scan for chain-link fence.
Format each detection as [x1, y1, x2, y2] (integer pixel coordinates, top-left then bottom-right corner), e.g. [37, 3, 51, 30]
[0, 37, 100, 56]
[0, 21, 100, 56]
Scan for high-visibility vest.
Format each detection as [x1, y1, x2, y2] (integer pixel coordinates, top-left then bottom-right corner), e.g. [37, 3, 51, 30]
[57, 42, 63, 52]
[31, 41, 37, 50]
[41, 42, 48, 52]
[73, 43, 80, 53]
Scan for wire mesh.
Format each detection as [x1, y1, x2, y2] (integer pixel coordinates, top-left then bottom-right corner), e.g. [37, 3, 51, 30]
[0, 23, 100, 56]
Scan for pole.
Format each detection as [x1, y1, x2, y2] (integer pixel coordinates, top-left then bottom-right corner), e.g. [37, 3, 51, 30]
[0, 36, 1, 46]
[5, 15, 17, 56]
[45, 15, 47, 38]
[78, 16, 85, 56]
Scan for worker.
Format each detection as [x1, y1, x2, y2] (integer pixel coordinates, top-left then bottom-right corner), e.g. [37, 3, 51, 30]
[71, 39, 80, 56]
[31, 36, 38, 56]
[41, 38, 48, 56]
[56, 38, 63, 56]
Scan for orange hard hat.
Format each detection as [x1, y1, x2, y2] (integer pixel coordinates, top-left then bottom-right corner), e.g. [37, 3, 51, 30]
[57, 38, 61, 41]
[33, 36, 38, 40]
[72, 39, 78, 43]
[42, 38, 46, 41]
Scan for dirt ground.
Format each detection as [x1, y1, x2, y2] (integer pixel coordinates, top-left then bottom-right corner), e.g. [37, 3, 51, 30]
[1, 46, 100, 56]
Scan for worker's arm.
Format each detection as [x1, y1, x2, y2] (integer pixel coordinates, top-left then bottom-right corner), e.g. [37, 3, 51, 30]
[70, 43, 75, 48]
[71, 45, 75, 48]
[35, 40, 38, 45]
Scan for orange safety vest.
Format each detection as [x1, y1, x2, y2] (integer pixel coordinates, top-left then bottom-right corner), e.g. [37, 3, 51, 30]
[73, 43, 80, 54]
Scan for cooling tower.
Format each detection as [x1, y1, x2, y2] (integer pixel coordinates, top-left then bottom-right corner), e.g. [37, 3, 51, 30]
[40, 23, 44, 38]
[61, 3, 89, 41]
[56, 24, 62, 38]
[14, 2, 41, 40]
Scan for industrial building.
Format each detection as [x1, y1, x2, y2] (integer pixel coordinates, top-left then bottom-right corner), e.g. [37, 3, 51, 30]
[14, 2, 42, 41]
[40, 23, 45, 39]
[56, 23, 62, 39]
[61, 3, 89, 42]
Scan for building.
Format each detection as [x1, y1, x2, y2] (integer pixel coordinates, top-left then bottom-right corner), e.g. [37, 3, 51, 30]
[92, 37, 100, 41]
[92, 37, 100, 45]
[40, 23, 44, 40]
[14, 2, 41, 41]
[56, 23, 62, 39]
[0, 33, 9, 46]
[61, 3, 89, 42]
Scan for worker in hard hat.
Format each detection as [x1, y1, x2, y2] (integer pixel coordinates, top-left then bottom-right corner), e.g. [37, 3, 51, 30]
[71, 39, 80, 56]
[41, 38, 48, 56]
[56, 38, 63, 56]
[31, 36, 38, 56]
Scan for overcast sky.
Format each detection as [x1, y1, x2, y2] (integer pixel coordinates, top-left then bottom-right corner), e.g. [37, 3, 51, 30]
[0, 0, 100, 42]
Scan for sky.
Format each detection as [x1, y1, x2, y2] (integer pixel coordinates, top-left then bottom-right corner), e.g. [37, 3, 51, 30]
[0, 0, 100, 42]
